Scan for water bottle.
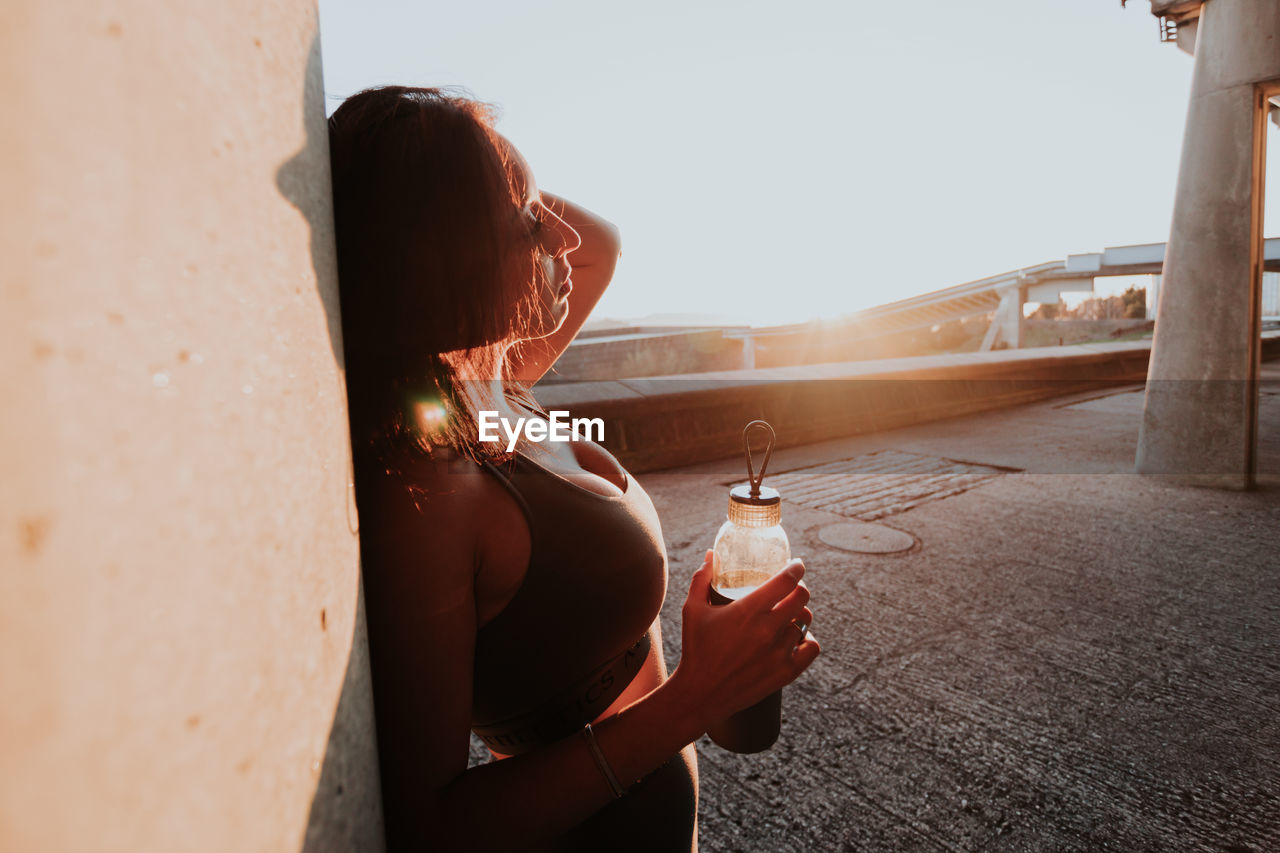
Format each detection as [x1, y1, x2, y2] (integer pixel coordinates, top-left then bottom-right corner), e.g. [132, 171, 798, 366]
[707, 420, 794, 753]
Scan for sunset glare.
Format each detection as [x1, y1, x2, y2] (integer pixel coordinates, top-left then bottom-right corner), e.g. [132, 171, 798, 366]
[319, 2, 1201, 327]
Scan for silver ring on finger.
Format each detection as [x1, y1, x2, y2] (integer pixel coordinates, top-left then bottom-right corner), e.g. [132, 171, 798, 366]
[792, 620, 808, 645]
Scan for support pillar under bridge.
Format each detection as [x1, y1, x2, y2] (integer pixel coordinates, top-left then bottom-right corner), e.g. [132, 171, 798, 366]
[1137, 0, 1280, 488]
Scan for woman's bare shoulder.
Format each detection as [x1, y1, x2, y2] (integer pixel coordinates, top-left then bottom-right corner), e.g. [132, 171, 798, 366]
[355, 451, 494, 572]
[360, 440, 499, 502]
[353, 445, 527, 617]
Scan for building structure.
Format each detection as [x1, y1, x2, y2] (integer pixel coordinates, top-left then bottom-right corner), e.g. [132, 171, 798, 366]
[1135, 0, 1280, 487]
[0, 3, 383, 851]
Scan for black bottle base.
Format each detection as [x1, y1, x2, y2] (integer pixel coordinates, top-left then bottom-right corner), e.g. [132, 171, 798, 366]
[706, 586, 783, 754]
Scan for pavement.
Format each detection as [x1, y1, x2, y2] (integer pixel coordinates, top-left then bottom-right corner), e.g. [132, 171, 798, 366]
[636, 363, 1280, 851]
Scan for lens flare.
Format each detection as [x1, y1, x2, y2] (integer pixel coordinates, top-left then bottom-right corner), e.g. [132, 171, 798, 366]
[414, 399, 448, 432]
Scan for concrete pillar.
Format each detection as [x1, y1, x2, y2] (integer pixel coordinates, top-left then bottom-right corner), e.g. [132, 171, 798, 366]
[980, 284, 1024, 350]
[0, 3, 383, 851]
[1136, 0, 1280, 488]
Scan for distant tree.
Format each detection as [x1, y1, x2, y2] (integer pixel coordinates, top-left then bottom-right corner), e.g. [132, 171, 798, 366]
[1032, 301, 1059, 320]
[1121, 285, 1146, 319]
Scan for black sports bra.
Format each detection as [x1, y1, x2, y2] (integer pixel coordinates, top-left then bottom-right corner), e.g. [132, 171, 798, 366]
[470, 444, 668, 755]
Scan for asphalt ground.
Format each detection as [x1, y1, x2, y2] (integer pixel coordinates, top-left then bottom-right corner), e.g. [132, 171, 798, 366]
[637, 364, 1280, 851]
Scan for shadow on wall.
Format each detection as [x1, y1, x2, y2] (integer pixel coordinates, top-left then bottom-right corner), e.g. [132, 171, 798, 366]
[275, 29, 344, 369]
[274, 29, 384, 853]
[303, 581, 382, 852]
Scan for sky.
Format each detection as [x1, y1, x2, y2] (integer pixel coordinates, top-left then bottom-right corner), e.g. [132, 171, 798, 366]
[318, 1, 1238, 327]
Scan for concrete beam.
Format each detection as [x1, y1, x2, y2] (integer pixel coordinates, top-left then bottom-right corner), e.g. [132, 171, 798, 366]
[1103, 242, 1166, 267]
[1028, 278, 1094, 304]
[1066, 253, 1103, 274]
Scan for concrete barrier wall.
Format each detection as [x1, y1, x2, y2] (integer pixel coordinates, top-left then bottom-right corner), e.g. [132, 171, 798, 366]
[540, 334, 1280, 474]
[0, 4, 382, 851]
[547, 328, 745, 381]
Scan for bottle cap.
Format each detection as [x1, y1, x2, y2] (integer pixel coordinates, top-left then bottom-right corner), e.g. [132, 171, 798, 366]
[728, 484, 781, 527]
[729, 483, 780, 506]
[728, 421, 781, 526]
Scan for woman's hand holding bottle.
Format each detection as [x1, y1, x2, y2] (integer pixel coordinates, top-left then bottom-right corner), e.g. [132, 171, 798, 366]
[669, 551, 819, 730]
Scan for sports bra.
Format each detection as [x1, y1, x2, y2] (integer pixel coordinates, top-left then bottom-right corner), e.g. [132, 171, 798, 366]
[470, 443, 668, 755]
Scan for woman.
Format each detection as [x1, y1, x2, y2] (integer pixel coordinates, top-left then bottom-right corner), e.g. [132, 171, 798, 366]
[328, 86, 819, 852]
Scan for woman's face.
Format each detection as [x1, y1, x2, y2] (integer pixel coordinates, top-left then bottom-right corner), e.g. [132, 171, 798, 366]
[501, 138, 581, 340]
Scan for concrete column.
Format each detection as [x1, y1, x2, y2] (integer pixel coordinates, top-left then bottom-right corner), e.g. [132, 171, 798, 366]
[0, 3, 383, 851]
[1136, 0, 1280, 487]
[980, 284, 1024, 350]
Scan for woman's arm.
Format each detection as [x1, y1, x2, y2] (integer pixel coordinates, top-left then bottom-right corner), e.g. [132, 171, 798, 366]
[437, 557, 813, 851]
[370, 472, 817, 850]
[504, 192, 621, 384]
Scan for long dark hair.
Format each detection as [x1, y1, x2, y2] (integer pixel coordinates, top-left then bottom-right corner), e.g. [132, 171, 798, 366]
[328, 86, 540, 463]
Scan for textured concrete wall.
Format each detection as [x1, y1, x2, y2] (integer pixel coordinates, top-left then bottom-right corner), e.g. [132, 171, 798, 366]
[0, 4, 382, 851]
[549, 329, 745, 381]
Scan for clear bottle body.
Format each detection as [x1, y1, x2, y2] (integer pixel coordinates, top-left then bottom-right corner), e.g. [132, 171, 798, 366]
[711, 519, 790, 599]
[706, 500, 791, 753]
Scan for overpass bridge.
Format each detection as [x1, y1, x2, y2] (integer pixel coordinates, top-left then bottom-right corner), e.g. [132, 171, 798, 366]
[732, 237, 1280, 357]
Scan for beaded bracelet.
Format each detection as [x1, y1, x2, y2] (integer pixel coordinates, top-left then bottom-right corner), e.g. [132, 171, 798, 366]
[581, 724, 626, 799]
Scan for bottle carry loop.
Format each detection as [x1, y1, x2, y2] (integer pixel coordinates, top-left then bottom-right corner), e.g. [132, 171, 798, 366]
[742, 420, 775, 499]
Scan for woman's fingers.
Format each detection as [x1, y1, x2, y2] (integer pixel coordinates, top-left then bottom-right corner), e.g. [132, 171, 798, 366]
[770, 581, 810, 622]
[773, 605, 814, 647]
[739, 560, 804, 613]
[685, 550, 714, 606]
[791, 637, 821, 670]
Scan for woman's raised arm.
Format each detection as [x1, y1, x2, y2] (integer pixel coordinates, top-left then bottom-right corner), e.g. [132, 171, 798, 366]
[504, 192, 621, 384]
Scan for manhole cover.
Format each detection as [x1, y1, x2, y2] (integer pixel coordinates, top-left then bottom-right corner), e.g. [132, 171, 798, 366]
[757, 449, 1014, 521]
[818, 522, 915, 554]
